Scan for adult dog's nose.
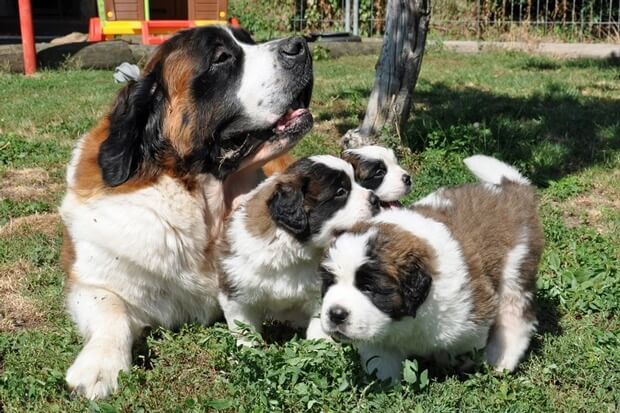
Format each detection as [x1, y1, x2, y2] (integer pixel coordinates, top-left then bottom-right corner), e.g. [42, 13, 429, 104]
[278, 36, 308, 65]
[328, 306, 349, 325]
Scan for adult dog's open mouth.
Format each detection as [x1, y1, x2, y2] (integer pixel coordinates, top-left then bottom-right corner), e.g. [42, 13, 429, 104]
[273, 84, 313, 136]
[270, 81, 313, 136]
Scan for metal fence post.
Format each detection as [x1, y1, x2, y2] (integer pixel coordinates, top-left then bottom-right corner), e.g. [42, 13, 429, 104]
[353, 0, 359, 35]
[345, 0, 351, 32]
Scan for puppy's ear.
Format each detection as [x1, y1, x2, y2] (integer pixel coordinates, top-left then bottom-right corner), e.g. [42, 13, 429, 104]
[98, 68, 164, 187]
[268, 182, 309, 239]
[401, 264, 432, 317]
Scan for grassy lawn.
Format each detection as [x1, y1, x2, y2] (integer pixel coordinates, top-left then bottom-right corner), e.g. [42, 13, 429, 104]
[1, 49, 619, 412]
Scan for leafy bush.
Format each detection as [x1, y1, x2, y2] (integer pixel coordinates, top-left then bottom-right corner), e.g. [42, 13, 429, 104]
[229, 0, 296, 40]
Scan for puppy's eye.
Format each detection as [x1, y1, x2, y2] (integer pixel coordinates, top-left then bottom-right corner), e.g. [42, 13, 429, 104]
[374, 169, 386, 178]
[335, 188, 348, 198]
[213, 49, 232, 65]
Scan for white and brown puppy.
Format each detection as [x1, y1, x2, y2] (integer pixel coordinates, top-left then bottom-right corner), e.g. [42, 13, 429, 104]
[319, 155, 544, 382]
[60, 26, 313, 399]
[218, 155, 381, 345]
[341, 145, 412, 207]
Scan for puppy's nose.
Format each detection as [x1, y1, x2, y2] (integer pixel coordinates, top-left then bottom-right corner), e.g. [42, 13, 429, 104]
[279, 36, 307, 62]
[328, 306, 349, 325]
[369, 193, 380, 215]
[402, 174, 412, 187]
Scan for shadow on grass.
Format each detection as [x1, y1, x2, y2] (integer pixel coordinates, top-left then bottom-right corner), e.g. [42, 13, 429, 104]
[520, 55, 620, 72]
[322, 77, 619, 185]
[407, 81, 619, 184]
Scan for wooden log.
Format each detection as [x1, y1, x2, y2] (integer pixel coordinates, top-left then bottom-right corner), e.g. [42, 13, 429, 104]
[342, 0, 431, 149]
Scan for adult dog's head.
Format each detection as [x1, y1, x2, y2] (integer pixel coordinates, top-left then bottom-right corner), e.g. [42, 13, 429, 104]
[99, 26, 313, 187]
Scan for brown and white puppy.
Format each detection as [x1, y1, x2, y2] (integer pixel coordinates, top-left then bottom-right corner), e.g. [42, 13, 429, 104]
[60, 26, 313, 399]
[341, 145, 412, 207]
[218, 155, 380, 346]
[319, 155, 544, 382]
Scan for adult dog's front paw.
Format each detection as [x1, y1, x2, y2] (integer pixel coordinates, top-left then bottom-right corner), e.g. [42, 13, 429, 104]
[66, 346, 130, 399]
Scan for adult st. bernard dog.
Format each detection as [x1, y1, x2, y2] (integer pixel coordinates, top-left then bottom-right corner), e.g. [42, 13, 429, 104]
[60, 26, 313, 399]
[218, 155, 380, 346]
[319, 155, 544, 382]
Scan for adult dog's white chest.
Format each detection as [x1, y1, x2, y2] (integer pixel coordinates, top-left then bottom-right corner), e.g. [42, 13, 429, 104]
[61, 174, 223, 328]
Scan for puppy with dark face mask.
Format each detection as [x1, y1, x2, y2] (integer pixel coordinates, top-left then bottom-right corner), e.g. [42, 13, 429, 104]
[218, 155, 380, 345]
[320, 155, 544, 382]
[342, 146, 412, 208]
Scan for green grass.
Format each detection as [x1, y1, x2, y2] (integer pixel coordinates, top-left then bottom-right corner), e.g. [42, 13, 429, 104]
[1, 50, 619, 412]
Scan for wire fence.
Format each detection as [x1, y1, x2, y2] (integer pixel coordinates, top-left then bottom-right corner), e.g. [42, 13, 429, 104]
[287, 0, 620, 41]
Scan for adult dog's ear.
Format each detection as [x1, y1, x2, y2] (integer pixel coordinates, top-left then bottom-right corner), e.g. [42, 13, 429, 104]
[98, 68, 164, 187]
[401, 263, 432, 317]
[268, 181, 309, 240]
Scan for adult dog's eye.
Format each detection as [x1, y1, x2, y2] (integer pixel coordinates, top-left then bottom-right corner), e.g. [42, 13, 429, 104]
[335, 188, 348, 198]
[213, 49, 232, 65]
[374, 169, 386, 178]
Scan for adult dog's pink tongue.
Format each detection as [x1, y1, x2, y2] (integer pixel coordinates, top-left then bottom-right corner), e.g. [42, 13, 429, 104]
[275, 108, 308, 132]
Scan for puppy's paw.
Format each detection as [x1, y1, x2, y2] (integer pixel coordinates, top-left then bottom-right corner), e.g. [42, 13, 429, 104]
[305, 317, 334, 342]
[66, 347, 129, 399]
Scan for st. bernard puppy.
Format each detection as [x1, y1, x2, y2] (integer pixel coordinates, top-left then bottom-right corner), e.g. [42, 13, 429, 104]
[60, 26, 313, 399]
[218, 155, 380, 345]
[341, 145, 412, 207]
[319, 155, 544, 382]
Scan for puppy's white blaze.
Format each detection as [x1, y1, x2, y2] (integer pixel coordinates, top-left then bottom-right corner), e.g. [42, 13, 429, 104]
[310, 155, 355, 178]
[323, 229, 376, 285]
[486, 234, 536, 372]
[232, 33, 282, 127]
[321, 284, 391, 340]
[464, 154, 530, 186]
[312, 184, 374, 247]
[320, 229, 392, 342]
[414, 189, 452, 209]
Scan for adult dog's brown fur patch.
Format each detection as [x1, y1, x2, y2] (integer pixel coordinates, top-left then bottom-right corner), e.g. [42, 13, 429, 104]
[71, 43, 205, 199]
[262, 154, 296, 177]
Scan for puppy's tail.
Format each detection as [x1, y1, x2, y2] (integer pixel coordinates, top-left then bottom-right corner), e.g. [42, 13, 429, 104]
[464, 155, 530, 186]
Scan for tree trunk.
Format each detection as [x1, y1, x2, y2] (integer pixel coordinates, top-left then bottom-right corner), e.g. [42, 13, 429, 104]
[341, 0, 431, 149]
